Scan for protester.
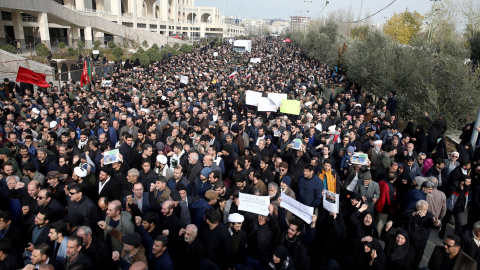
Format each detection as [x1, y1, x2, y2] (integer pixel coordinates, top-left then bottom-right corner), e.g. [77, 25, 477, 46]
[0, 38, 477, 269]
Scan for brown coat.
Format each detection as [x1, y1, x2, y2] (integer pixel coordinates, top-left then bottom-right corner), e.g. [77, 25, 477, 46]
[109, 227, 148, 265]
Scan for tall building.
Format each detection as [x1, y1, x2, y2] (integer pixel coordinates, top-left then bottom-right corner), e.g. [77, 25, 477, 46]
[0, 0, 245, 49]
[290, 16, 311, 31]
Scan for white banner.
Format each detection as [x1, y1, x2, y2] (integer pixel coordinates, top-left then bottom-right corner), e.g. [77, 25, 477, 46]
[250, 58, 261, 63]
[92, 50, 99, 54]
[245, 90, 263, 106]
[267, 93, 287, 107]
[257, 97, 277, 112]
[323, 190, 340, 214]
[280, 191, 314, 224]
[180, 75, 188, 85]
[101, 80, 112, 87]
[238, 193, 270, 216]
[213, 52, 218, 57]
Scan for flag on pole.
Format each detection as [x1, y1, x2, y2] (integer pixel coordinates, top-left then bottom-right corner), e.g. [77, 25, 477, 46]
[80, 59, 89, 87]
[16, 67, 50, 88]
[245, 73, 251, 79]
[229, 71, 238, 79]
[87, 58, 92, 83]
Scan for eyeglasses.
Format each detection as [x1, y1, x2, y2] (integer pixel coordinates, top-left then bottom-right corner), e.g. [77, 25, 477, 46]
[444, 242, 455, 248]
[69, 192, 77, 195]
[452, 156, 459, 158]
[36, 196, 45, 200]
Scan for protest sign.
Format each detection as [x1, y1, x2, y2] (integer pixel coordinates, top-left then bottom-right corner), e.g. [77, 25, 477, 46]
[280, 100, 301, 115]
[323, 190, 340, 214]
[180, 75, 188, 85]
[291, 139, 303, 150]
[92, 50, 99, 54]
[103, 149, 120, 165]
[257, 97, 277, 112]
[250, 58, 261, 63]
[245, 90, 263, 106]
[267, 93, 287, 107]
[213, 52, 218, 57]
[280, 191, 314, 223]
[351, 153, 369, 165]
[101, 80, 112, 87]
[238, 193, 270, 216]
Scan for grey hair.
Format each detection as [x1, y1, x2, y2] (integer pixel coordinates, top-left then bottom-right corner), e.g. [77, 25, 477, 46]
[186, 224, 198, 235]
[415, 200, 428, 210]
[6, 175, 19, 184]
[78, 226, 92, 235]
[474, 221, 480, 230]
[422, 181, 435, 189]
[128, 168, 140, 178]
[418, 152, 426, 158]
[37, 148, 48, 155]
[268, 182, 278, 190]
[189, 152, 199, 161]
[427, 176, 439, 188]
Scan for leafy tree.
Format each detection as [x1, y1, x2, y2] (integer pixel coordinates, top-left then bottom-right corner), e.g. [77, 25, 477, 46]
[180, 44, 193, 53]
[77, 40, 85, 53]
[137, 52, 150, 67]
[93, 40, 101, 50]
[108, 41, 116, 49]
[383, 10, 424, 44]
[469, 31, 480, 63]
[151, 43, 160, 51]
[67, 47, 77, 56]
[302, 20, 346, 67]
[142, 40, 149, 48]
[146, 47, 161, 63]
[36, 43, 51, 57]
[112, 47, 124, 59]
[137, 47, 145, 54]
[173, 43, 180, 50]
[215, 40, 222, 47]
[350, 25, 370, 40]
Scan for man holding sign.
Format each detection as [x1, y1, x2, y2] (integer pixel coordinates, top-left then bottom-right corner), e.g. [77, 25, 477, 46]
[280, 217, 317, 270]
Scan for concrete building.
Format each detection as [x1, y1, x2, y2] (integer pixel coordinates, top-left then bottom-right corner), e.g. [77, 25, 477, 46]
[290, 16, 310, 31]
[0, 0, 245, 49]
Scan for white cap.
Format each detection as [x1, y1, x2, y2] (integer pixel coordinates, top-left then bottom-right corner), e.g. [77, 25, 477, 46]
[50, 121, 58, 128]
[32, 108, 40, 115]
[374, 140, 383, 146]
[228, 213, 245, 223]
[73, 167, 87, 178]
[328, 125, 336, 133]
[156, 155, 168, 165]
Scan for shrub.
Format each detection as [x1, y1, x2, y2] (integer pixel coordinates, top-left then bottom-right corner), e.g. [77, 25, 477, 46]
[151, 43, 160, 51]
[58, 42, 66, 49]
[67, 47, 77, 56]
[112, 47, 124, 59]
[36, 43, 50, 57]
[173, 43, 180, 50]
[2, 44, 17, 54]
[138, 52, 150, 67]
[77, 40, 85, 52]
[108, 41, 116, 49]
[180, 44, 193, 53]
[142, 40, 149, 48]
[93, 40, 101, 50]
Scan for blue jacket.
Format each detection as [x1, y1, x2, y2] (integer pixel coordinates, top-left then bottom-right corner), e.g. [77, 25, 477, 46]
[401, 189, 426, 211]
[189, 198, 213, 231]
[97, 127, 118, 146]
[297, 174, 324, 208]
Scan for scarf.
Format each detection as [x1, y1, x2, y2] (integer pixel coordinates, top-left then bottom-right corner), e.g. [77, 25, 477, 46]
[78, 138, 88, 149]
[389, 230, 410, 261]
[319, 169, 336, 193]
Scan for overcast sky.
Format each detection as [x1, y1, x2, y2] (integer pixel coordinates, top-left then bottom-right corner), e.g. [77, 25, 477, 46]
[194, 0, 434, 24]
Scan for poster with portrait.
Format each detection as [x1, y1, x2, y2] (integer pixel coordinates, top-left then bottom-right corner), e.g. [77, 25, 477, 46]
[103, 149, 120, 165]
[323, 190, 339, 214]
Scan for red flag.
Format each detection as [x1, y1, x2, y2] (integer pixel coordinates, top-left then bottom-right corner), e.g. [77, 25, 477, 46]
[229, 71, 238, 79]
[245, 73, 251, 79]
[80, 59, 88, 86]
[15, 67, 49, 88]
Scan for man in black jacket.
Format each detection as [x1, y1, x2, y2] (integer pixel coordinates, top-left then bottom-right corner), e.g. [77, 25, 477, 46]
[201, 208, 234, 270]
[461, 221, 480, 269]
[177, 224, 206, 269]
[428, 234, 477, 270]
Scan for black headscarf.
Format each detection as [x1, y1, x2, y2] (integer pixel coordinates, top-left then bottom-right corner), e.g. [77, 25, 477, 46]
[388, 229, 410, 261]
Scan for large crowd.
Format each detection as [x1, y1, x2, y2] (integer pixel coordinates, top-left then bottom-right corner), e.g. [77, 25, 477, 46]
[0, 38, 478, 270]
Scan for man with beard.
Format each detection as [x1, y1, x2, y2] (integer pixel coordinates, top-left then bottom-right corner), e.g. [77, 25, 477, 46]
[154, 155, 173, 181]
[177, 224, 206, 269]
[439, 175, 471, 239]
[227, 213, 247, 266]
[280, 217, 317, 270]
[157, 200, 182, 263]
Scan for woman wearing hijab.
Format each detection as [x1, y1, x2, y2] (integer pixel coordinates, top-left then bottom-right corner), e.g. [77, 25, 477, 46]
[269, 246, 295, 270]
[413, 125, 427, 154]
[350, 204, 378, 240]
[383, 227, 415, 270]
[351, 236, 386, 269]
